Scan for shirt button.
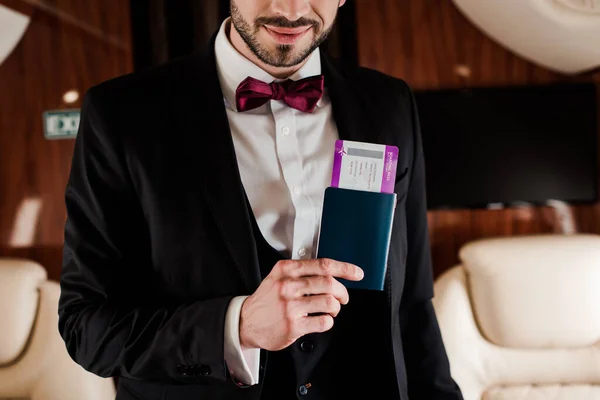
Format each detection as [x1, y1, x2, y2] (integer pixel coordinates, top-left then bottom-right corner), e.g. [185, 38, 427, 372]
[281, 125, 290, 136]
[293, 186, 301, 195]
[298, 248, 307, 257]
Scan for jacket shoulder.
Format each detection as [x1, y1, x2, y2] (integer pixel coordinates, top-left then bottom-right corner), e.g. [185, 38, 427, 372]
[83, 53, 201, 107]
[328, 57, 414, 102]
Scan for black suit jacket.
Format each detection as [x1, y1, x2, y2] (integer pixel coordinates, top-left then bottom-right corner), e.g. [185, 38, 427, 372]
[58, 35, 463, 400]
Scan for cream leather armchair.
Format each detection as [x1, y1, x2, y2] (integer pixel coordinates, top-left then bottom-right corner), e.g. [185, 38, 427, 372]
[0, 258, 115, 400]
[433, 234, 600, 400]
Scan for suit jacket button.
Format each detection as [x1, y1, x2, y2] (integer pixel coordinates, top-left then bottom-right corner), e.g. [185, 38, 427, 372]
[197, 365, 211, 376]
[298, 385, 308, 395]
[300, 340, 314, 352]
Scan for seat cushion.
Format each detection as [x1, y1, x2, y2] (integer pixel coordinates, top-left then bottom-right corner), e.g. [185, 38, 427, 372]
[0, 259, 46, 364]
[484, 384, 600, 400]
[459, 234, 600, 348]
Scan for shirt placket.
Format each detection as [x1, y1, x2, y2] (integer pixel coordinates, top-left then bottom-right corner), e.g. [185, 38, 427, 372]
[272, 102, 314, 260]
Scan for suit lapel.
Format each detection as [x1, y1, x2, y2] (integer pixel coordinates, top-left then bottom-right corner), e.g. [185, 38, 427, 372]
[321, 52, 394, 298]
[321, 51, 373, 144]
[171, 40, 262, 293]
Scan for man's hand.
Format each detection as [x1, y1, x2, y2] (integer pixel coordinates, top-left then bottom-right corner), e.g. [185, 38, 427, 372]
[239, 258, 363, 351]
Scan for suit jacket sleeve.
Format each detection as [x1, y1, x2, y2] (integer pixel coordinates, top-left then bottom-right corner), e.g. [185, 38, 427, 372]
[58, 89, 232, 384]
[399, 82, 464, 399]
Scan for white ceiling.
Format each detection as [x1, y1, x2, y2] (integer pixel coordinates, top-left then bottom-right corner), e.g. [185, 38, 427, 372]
[0, 4, 30, 68]
[452, 0, 600, 74]
[555, 0, 600, 14]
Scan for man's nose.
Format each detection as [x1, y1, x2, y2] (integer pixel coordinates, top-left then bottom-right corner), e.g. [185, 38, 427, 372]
[272, 0, 311, 21]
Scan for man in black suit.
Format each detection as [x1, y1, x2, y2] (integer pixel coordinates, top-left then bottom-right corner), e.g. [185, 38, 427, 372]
[58, 1, 463, 399]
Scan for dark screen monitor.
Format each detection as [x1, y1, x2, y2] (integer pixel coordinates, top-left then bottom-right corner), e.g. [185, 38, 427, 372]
[414, 82, 599, 209]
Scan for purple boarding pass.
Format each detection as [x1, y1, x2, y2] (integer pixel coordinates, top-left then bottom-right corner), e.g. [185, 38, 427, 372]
[331, 140, 399, 194]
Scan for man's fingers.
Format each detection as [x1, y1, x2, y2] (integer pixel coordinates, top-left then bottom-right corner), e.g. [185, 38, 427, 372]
[281, 275, 349, 304]
[298, 314, 334, 336]
[278, 258, 363, 281]
[305, 294, 341, 316]
[287, 294, 342, 318]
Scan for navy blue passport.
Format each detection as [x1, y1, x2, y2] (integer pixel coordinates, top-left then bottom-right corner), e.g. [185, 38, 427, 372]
[316, 187, 396, 291]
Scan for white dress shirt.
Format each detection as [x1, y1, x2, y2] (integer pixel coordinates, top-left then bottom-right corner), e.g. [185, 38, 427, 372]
[214, 18, 339, 385]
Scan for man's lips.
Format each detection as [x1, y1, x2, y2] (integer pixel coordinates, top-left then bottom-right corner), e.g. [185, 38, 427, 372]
[265, 25, 311, 35]
[263, 25, 312, 44]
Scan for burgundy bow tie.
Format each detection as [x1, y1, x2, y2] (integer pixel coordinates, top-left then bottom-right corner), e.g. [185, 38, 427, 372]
[235, 75, 324, 113]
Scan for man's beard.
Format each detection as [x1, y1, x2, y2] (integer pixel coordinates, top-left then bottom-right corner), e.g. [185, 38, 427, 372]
[230, 2, 334, 68]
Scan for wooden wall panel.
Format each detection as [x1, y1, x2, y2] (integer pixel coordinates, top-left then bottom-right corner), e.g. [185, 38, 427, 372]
[355, 0, 600, 277]
[0, 0, 132, 281]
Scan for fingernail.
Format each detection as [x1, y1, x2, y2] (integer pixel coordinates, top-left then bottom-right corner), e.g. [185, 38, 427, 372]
[357, 268, 364, 279]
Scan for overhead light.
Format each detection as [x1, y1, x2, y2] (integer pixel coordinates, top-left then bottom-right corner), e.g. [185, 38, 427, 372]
[554, 0, 600, 14]
[62, 90, 80, 104]
[451, 0, 600, 74]
[454, 65, 472, 78]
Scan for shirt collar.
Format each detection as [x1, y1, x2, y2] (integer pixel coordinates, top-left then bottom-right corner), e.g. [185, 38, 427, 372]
[214, 17, 323, 112]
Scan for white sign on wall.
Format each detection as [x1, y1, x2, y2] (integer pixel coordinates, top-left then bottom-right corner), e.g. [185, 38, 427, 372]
[43, 109, 81, 140]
